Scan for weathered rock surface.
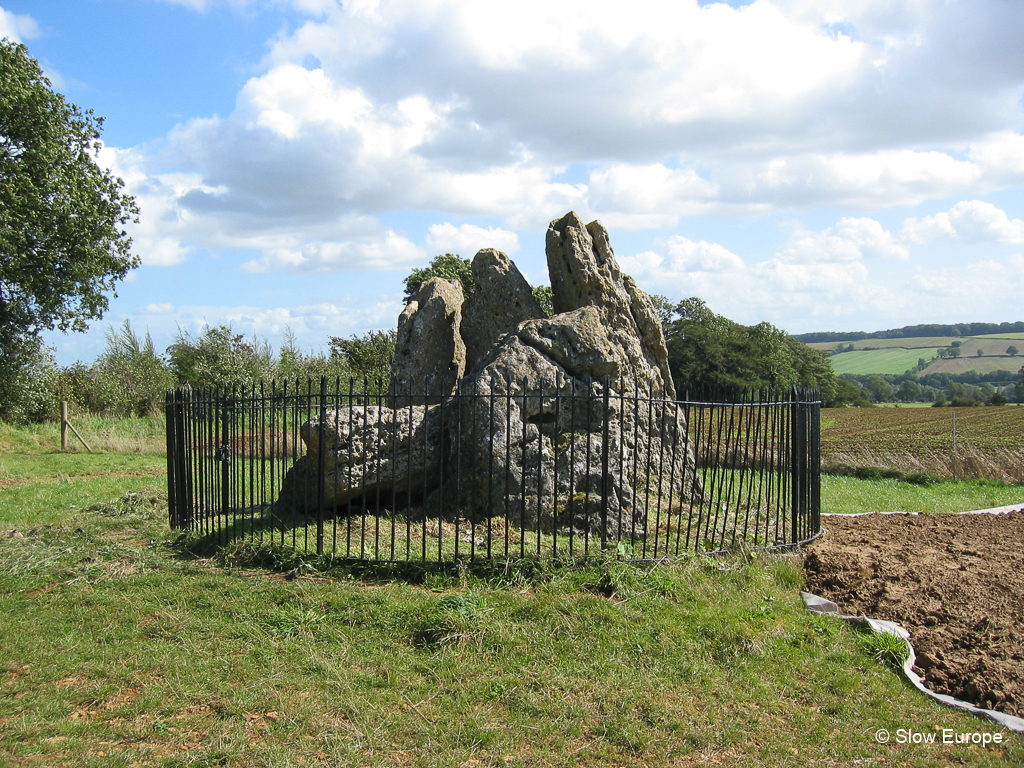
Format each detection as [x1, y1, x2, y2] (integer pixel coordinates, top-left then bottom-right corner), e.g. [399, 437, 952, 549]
[461, 248, 545, 373]
[545, 212, 675, 397]
[277, 404, 443, 513]
[278, 212, 700, 544]
[448, 213, 698, 539]
[391, 277, 465, 401]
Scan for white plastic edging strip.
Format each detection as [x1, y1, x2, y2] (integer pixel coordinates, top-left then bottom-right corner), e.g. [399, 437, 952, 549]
[821, 504, 1024, 518]
[801, 591, 1024, 733]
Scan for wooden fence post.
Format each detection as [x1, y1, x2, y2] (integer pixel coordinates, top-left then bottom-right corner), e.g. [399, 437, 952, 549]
[60, 401, 93, 453]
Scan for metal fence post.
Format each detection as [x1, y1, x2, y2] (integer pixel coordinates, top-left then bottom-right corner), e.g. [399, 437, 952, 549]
[316, 376, 328, 556]
[790, 389, 808, 544]
[600, 377, 611, 551]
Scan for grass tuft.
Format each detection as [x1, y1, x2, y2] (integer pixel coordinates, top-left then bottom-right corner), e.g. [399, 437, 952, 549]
[861, 630, 911, 670]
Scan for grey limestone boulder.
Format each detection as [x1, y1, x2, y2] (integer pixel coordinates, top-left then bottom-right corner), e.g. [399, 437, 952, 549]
[276, 404, 443, 513]
[461, 248, 545, 373]
[391, 277, 466, 401]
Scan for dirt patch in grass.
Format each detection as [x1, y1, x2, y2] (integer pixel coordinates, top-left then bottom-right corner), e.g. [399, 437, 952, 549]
[803, 509, 1024, 718]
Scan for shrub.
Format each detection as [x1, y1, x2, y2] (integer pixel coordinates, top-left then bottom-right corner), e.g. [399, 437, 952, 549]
[0, 340, 61, 423]
[93, 320, 174, 416]
[167, 325, 274, 390]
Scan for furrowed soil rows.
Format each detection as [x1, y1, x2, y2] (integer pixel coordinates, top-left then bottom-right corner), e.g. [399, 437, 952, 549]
[821, 407, 1024, 482]
[822, 407, 1024, 455]
[804, 510, 1024, 719]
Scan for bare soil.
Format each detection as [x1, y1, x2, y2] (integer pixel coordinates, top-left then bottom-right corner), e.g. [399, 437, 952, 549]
[803, 509, 1024, 718]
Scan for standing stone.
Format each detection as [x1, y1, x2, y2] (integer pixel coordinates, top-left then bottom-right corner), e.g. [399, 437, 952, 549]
[390, 277, 466, 401]
[461, 248, 546, 373]
[546, 212, 676, 398]
[449, 212, 700, 540]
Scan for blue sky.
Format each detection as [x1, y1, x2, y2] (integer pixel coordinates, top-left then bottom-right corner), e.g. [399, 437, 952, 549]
[4, 0, 1024, 365]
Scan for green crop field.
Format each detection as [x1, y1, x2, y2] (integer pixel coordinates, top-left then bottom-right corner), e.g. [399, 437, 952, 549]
[827, 348, 941, 375]
[808, 332, 1024, 376]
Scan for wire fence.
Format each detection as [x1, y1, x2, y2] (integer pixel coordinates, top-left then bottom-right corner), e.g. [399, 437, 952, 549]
[165, 378, 820, 561]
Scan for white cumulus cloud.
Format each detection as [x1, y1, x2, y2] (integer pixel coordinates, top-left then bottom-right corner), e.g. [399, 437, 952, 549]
[425, 222, 519, 257]
[0, 7, 39, 41]
[778, 218, 909, 263]
[901, 200, 1024, 245]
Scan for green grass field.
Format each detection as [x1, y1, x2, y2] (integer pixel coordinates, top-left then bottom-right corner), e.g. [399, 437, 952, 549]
[1, 418, 1021, 767]
[810, 332, 1024, 376]
[828, 348, 942, 375]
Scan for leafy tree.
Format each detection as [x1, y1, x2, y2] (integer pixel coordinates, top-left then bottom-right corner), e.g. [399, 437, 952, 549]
[1008, 346, 1019, 357]
[649, 294, 675, 327]
[328, 329, 397, 385]
[896, 380, 922, 402]
[0, 41, 138, 416]
[0, 337, 59, 423]
[663, 298, 838, 402]
[977, 348, 984, 357]
[831, 379, 872, 407]
[863, 374, 895, 403]
[167, 325, 274, 390]
[403, 254, 473, 302]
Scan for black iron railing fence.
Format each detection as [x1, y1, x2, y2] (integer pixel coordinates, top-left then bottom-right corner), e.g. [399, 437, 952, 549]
[165, 378, 820, 561]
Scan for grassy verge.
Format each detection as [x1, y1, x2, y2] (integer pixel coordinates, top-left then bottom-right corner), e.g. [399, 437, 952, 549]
[822, 475, 1023, 516]
[1, 419, 1021, 766]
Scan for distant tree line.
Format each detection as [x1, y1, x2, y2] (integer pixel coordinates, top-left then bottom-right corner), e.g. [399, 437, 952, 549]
[795, 321, 1024, 344]
[658, 298, 849, 405]
[838, 369, 1024, 407]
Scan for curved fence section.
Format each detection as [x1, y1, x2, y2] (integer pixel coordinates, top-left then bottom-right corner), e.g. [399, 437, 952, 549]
[165, 378, 820, 561]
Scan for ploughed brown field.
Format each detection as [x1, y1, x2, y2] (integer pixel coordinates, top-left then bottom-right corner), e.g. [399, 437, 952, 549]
[804, 510, 1024, 719]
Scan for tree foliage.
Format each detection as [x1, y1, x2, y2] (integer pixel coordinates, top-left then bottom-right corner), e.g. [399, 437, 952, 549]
[328, 330, 397, 385]
[532, 285, 554, 317]
[0, 41, 138, 399]
[663, 298, 839, 403]
[167, 326, 274, 390]
[402, 254, 473, 302]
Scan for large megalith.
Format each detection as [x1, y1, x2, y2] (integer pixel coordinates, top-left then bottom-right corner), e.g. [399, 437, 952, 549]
[449, 212, 699, 539]
[277, 212, 700, 544]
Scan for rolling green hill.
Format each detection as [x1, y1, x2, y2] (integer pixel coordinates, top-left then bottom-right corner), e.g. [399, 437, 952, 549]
[813, 332, 1024, 376]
